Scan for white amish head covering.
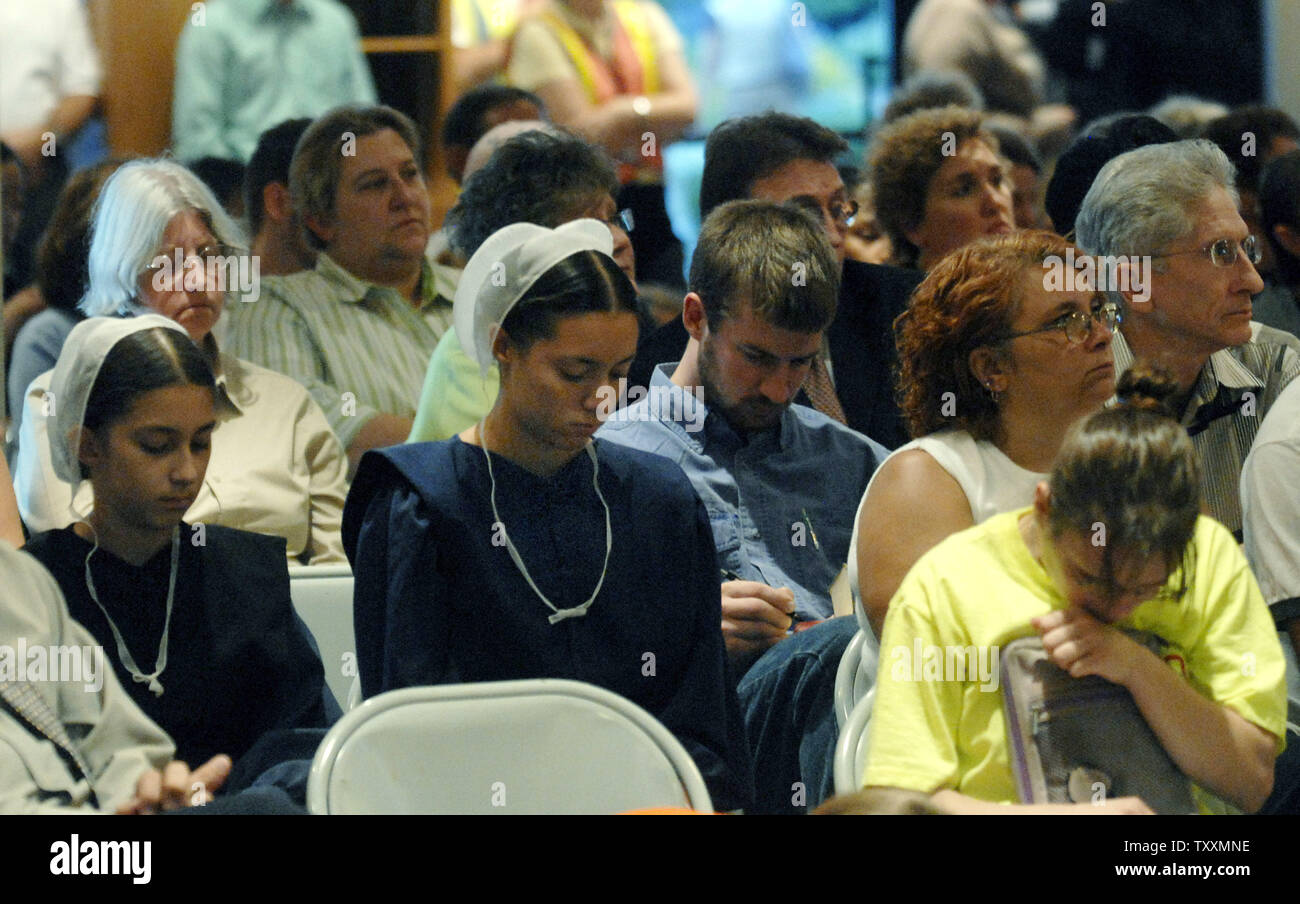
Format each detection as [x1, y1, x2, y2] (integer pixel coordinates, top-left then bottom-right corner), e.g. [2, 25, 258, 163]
[48, 314, 191, 485]
[454, 218, 614, 377]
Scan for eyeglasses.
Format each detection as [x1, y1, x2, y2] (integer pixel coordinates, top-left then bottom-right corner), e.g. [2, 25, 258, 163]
[142, 243, 238, 288]
[786, 196, 859, 229]
[1150, 235, 1262, 268]
[996, 301, 1121, 346]
[830, 199, 859, 228]
[603, 209, 634, 233]
[1078, 560, 1188, 610]
[143, 244, 238, 273]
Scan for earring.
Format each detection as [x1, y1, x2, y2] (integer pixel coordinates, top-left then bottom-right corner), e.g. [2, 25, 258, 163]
[985, 382, 1002, 404]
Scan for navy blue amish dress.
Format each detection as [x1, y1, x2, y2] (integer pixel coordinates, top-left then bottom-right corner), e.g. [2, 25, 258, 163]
[342, 437, 755, 812]
[22, 524, 331, 771]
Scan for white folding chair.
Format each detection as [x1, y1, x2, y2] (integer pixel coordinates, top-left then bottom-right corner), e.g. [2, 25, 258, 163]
[833, 686, 875, 797]
[834, 630, 866, 729]
[307, 679, 714, 814]
[287, 565, 355, 713]
[834, 622, 881, 729]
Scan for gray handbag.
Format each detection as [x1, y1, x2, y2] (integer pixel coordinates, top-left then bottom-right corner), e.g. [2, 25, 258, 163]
[1000, 635, 1197, 814]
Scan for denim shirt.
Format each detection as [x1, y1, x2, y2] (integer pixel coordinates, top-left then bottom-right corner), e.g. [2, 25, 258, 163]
[597, 364, 890, 619]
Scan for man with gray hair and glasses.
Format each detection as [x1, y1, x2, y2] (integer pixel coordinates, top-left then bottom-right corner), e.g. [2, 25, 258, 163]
[1075, 139, 1300, 539]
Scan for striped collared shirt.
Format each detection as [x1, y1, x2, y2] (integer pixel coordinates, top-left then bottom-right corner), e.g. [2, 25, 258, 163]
[225, 253, 454, 449]
[1113, 324, 1300, 537]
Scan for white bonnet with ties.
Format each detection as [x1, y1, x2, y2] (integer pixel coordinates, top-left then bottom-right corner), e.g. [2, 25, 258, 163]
[454, 219, 615, 377]
[48, 314, 192, 485]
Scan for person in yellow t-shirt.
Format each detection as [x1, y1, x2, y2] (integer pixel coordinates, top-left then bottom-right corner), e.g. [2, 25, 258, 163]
[864, 364, 1287, 814]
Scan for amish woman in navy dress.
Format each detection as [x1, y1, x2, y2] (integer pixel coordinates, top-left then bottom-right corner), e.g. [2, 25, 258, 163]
[343, 220, 753, 811]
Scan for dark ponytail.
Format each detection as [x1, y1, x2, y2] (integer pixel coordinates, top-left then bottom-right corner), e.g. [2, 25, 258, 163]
[84, 327, 216, 433]
[1046, 361, 1200, 596]
[498, 249, 638, 351]
[1113, 364, 1181, 418]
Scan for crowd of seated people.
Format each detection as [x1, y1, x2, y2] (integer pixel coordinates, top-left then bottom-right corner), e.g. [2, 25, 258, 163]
[3, 0, 1300, 818]
[866, 364, 1284, 814]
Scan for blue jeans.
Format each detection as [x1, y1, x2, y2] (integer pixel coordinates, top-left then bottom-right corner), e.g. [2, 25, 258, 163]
[737, 616, 858, 815]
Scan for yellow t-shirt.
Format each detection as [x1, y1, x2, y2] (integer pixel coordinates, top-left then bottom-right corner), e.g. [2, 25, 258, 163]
[863, 509, 1287, 807]
[452, 0, 525, 48]
[506, 0, 682, 94]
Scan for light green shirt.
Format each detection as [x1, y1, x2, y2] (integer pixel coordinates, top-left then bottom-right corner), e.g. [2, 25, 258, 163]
[408, 325, 500, 443]
[171, 0, 377, 162]
[225, 253, 454, 450]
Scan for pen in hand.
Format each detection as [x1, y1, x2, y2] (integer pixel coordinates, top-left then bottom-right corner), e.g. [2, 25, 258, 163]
[720, 567, 798, 629]
[801, 508, 820, 551]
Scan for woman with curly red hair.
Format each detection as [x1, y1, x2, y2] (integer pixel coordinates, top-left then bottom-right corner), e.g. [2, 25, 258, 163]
[851, 230, 1119, 637]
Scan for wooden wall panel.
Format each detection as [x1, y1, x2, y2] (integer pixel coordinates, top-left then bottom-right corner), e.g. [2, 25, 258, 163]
[98, 0, 454, 222]
[101, 0, 192, 156]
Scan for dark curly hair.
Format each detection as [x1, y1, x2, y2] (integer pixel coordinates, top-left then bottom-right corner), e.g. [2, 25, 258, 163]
[446, 129, 618, 257]
[895, 230, 1071, 442]
[869, 105, 997, 269]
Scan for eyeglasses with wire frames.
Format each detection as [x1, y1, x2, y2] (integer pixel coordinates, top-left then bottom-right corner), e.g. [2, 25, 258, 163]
[141, 241, 241, 291]
[830, 199, 859, 228]
[995, 299, 1122, 346]
[602, 209, 634, 233]
[1149, 234, 1262, 269]
[1072, 544, 1192, 610]
[142, 243, 238, 275]
[785, 195, 859, 229]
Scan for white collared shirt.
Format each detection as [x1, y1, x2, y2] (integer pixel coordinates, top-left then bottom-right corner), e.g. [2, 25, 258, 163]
[1243, 376, 1300, 617]
[0, 0, 101, 133]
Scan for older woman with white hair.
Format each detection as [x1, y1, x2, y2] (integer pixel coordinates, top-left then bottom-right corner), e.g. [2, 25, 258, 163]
[12, 158, 349, 565]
